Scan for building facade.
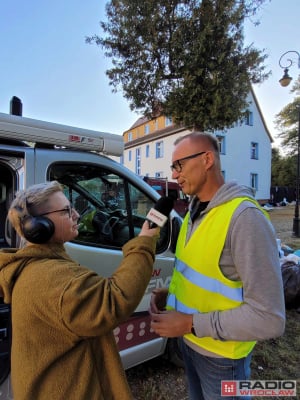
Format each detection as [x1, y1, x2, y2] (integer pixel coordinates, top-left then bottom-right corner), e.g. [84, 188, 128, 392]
[121, 89, 273, 202]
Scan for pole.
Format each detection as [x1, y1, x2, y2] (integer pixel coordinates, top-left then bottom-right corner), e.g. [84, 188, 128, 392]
[292, 107, 300, 237]
[278, 50, 300, 237]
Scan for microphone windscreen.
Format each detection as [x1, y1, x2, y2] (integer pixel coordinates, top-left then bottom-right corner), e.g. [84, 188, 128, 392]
[154, 196, 174, 213]
[146, 196, 174, 228]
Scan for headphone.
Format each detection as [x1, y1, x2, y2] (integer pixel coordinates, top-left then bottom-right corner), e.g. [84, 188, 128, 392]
[19, 200, 55, 244]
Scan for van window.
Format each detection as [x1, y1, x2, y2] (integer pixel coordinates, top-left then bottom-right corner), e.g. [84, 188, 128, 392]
[48, 163, 169, 252]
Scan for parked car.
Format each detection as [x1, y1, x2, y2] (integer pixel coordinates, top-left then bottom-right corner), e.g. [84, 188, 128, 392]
[143, 176, 189, 217]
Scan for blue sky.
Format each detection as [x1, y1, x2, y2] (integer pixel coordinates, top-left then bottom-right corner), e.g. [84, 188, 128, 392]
[0, 0, 300, 143]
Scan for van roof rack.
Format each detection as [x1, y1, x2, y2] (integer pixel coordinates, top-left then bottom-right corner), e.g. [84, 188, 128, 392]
[0, 112, 124, 157]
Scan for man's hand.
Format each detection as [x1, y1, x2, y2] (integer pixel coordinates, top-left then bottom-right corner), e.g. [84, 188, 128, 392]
[149, 288, 168, 313]
[150, 310, 193, 338]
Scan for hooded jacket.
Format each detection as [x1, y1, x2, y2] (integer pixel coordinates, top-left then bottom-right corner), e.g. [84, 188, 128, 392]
[185, 181, 285, 356]
[0, 235, 156, 400]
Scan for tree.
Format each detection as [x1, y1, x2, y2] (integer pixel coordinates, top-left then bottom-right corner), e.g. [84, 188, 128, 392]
[274, 76, 300, 156]
[271, 147, 296, 187]
[87, 0, 270, 131]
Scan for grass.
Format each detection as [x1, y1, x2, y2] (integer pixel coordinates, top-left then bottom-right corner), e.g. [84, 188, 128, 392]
[251, 309, 300, 399]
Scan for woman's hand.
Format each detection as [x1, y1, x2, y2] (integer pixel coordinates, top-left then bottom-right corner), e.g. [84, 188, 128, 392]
[139, 220, 160, 238]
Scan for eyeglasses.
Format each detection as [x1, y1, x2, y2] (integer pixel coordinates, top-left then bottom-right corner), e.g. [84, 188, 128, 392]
[39, 204, 74, 218]
[170, 151, 207, 173]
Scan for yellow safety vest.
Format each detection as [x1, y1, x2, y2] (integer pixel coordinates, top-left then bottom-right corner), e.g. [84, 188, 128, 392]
[166, 197, 264, 359]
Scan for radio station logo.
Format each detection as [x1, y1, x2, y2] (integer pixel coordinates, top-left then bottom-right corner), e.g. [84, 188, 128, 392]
[221, 380, 297, 397]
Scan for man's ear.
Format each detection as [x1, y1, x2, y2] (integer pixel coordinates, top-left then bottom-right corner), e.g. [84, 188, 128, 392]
[204, 150, 215, 170]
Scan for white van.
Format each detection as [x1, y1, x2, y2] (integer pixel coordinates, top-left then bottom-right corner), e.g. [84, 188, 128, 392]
[0, 110, 181, 398]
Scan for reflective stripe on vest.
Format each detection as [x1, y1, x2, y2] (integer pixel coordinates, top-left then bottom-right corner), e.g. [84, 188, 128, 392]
[166, 197, 262, 359]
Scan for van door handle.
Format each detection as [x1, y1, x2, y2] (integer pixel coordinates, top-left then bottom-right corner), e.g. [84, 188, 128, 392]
[0, 328, 7, 340]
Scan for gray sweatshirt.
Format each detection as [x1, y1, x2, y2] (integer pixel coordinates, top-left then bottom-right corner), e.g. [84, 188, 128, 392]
[186, 181, 285, 356]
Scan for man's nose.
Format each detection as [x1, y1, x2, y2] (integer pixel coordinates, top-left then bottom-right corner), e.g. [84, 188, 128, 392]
[172, 170, 180, 179]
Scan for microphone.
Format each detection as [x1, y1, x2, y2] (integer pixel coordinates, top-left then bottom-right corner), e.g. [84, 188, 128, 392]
[146, 196, 174, 228]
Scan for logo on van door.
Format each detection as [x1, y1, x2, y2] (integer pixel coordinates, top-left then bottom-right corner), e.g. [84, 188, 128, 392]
[146, 269, 171, 293]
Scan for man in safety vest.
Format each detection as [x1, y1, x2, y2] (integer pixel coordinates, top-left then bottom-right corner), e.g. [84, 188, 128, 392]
[150, 132, 285, 400]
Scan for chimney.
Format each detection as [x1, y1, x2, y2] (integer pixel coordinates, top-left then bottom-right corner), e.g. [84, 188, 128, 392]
[10, 96, 23, 116]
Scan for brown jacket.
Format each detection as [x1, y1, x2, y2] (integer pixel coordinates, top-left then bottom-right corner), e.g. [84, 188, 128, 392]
[0, 236, 156, 399]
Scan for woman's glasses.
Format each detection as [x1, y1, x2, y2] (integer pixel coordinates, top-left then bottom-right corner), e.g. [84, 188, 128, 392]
[39, 204, 74, 218]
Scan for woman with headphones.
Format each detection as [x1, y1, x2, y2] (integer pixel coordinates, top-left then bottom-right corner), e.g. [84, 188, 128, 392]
[0, 180, 159, 400]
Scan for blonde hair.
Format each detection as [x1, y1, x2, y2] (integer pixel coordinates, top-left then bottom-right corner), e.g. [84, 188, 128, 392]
[8, 181, 63, 237]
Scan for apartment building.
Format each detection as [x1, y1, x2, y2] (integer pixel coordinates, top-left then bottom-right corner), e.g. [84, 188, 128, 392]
[121, 89, 273, 202]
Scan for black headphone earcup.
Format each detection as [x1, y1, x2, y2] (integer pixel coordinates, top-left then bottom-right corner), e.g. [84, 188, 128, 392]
[21, 215, 55, 244]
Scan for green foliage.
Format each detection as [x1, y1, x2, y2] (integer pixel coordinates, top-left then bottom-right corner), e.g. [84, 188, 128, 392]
[272, 76, 300, 188]
[275, 76, 300, 155]
[87, 0, 270, 131]
[271, 147, 297, 187]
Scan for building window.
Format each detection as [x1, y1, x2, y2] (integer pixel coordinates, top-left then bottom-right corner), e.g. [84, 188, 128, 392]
[156, 141, 164, 158]
[216, 135, 226, 154]
[146, 144, 150, 158]
[128, 150, 132, 162]
[120, 155, 124, 165]
[128, 132, 133, 141]
[155, 172, 164, 178]
[135, 148, 141, 175]
[250, 173, 258, 191]
[251, 142, 259, 159]
[165, 116, 173, 127]
[245, 111, 254, 126]
[144, 124, 150, 135]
